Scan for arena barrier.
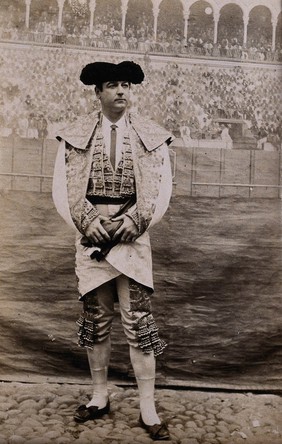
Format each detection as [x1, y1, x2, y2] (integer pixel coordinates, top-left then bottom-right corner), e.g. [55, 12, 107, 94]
[0, 137, 281, 199]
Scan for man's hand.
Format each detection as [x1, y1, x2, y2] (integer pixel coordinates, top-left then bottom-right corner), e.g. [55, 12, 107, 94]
[85, 215, 111, 245]
[112, 214, 139, 243]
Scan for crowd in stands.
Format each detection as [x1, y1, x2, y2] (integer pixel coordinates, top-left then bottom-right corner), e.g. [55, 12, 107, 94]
[0, 2, 281, 62]
[0, 45, 281, 149]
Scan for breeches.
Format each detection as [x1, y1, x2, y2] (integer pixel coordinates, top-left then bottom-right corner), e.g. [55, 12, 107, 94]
[76, 275, 167, 357]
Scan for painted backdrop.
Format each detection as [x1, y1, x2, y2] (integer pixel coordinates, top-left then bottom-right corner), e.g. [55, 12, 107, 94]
[0, 186, 281, 389]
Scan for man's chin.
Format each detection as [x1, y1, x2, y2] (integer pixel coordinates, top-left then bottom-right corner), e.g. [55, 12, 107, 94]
[113, 102, 127, 110]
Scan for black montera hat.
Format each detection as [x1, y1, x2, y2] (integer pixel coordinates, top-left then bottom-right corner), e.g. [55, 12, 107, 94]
[80, 61, 144, 85]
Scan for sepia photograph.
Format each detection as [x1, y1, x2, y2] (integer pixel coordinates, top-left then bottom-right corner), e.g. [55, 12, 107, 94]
[0, 0, 281, 443]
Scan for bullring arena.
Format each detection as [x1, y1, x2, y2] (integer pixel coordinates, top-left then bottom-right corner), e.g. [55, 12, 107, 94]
[0, 1, 281, 443]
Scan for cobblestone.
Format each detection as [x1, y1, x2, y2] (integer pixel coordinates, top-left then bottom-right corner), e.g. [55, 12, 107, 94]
[0, 382, 280, 443]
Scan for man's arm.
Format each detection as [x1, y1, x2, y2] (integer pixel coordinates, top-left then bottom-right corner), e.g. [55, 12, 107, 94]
[52, 141, 110, 244]
[125, 204, 140, 228]
[112, 143, 172, 241]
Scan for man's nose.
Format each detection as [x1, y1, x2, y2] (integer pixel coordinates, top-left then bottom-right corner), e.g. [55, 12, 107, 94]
[117, 84, 124, 94]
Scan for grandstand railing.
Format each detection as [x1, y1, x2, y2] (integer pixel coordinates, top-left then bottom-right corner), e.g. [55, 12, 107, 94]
[0, 34, 281, 64]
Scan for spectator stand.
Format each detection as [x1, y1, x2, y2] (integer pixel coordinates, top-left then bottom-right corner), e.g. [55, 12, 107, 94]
[0, 40, 281, 151]
[0, 0, 281, 62]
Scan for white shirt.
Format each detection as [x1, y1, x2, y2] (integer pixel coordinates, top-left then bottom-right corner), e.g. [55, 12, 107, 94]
[101, 115, 126, 167]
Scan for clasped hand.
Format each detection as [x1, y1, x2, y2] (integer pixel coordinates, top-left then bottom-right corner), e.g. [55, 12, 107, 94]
[85, 214, 139, 245]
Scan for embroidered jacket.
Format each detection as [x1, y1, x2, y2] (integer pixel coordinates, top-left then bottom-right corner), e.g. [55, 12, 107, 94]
[54, 111, 173, 235]
[52, 111, 173, 295]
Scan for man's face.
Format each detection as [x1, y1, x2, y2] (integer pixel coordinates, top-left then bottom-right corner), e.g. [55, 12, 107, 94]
[95, 80, 131, 114]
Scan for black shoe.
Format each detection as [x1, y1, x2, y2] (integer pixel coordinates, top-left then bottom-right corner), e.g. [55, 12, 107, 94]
[74, 399, 110, 423]
[139, 414, 170, 441]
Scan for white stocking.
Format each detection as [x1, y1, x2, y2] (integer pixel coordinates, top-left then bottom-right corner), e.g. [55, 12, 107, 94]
[130, 346, 161, 425]
[86, 336, 111, 409]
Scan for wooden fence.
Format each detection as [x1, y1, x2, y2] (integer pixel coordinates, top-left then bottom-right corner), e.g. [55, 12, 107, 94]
[0, 137, 281, 198]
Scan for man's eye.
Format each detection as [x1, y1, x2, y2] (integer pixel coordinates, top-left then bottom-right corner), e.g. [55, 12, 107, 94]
[122, 83, 129, 88]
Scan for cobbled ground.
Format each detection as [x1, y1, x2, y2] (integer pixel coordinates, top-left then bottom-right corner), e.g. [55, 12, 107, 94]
[0, 382, 281, 444]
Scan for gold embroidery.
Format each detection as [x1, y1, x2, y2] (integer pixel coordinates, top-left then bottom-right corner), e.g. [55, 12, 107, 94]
[87, 125, 136, 198]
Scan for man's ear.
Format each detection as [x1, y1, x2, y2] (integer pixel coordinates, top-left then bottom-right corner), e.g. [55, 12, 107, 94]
[95, 86, 101, 99]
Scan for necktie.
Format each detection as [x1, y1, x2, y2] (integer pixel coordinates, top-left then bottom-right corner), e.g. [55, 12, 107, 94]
[110, 124, 117, 170]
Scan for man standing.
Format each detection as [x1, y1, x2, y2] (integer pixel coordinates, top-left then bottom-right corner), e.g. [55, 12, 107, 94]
[52, 61, 173, 440]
